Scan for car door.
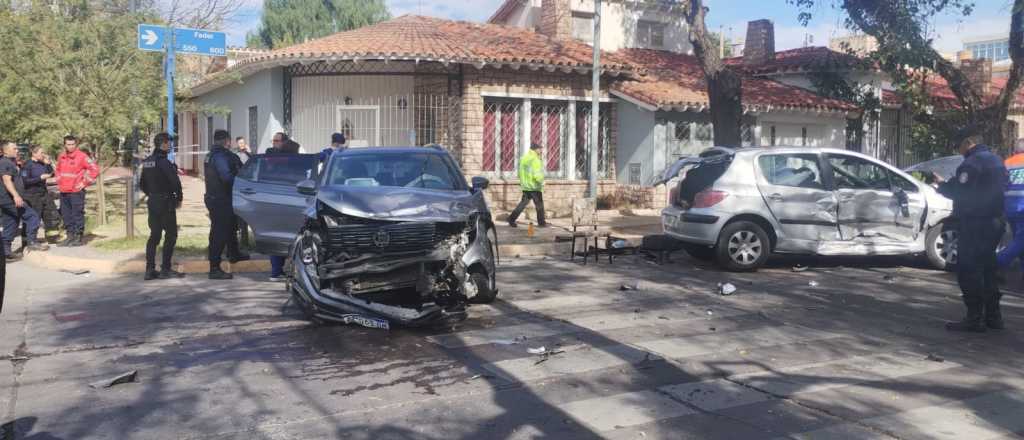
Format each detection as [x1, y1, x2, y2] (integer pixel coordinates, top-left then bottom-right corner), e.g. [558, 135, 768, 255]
[754, 152, 840, 251]
[233, 154, 318, 256]
[825, 153, 927, 243]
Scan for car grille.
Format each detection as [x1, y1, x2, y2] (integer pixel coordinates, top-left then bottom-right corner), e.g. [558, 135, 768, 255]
[324, 222, 467, 254]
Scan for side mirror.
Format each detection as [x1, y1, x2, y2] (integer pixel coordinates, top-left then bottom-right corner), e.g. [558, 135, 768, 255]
[471, 176, 490, 192]
[296, 179, 317, 196]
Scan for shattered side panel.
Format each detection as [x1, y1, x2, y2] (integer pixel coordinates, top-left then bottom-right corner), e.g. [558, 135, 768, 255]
[835, 189, 925, 244]
[764, 189, 841, 250]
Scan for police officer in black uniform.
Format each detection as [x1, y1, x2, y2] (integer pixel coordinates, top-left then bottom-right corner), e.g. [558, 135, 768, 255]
[21, 146, 60, 244]
[204, 129, 249, 280]
[936, 132, 1008, 332]
[141, 133, 185, 281]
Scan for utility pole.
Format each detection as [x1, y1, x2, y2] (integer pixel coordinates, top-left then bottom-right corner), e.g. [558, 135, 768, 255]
[719, 25, 724, 58]
[588, 0, 601, 199]
[127, 0, 138, 239]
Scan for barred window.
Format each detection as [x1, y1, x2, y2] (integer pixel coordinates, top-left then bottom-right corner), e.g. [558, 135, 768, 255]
[482, 100, 522, 176]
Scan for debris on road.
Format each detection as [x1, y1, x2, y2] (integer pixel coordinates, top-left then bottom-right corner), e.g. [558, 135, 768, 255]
[883, 275, 897, 284]
[926, 353, 945, 363]
[493, 335, 529, 346]
[706, 309, 714, 316]
[807, 281, 820, 288]
[60, 269, 90, 276]
[792, 265, 809, 272]
[532, 349, 565, 365]
[718, 283, 737, 296]
[89, 370, 138, 389]
[619, 284, 636, 291]
[658, 316, 669, 320]
[527, 346, 547, 355]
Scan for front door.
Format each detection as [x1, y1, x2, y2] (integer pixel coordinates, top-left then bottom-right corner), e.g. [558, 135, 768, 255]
[825, 153, 927, 243]
[233, 154, 319, 256]
[755, 152, 840, 251]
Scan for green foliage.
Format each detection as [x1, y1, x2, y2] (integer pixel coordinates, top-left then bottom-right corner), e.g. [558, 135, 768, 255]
[707, 32, 734, 58]
[246, 0, 390, 49]
[0, 1, 164, 155]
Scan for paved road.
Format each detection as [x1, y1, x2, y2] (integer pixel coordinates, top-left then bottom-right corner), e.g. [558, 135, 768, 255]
[2, 253, 1024, 439]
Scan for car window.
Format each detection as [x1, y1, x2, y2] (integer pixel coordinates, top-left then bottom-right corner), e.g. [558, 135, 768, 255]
[237, 160, 256, 181]
[327, 153, 464, 190]
[828, 155, 891, 190]
[757, 154, 824, 189]
[244, 154, 317, 185]
[889, 171, 919, 193]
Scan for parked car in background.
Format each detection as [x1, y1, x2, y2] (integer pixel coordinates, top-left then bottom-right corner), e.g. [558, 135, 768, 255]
[661, 147, 955, 271]
[233, 147, 498, 329]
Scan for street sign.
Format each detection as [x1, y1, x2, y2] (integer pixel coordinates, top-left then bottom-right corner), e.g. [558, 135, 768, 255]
[172, 27, 227, 57]
[136, 24, 226, 56]
[137, 24, 166, 52]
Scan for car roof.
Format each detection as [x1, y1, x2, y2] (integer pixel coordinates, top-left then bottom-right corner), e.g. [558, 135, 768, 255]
[338, 147, 448, 156]
[728, 146, 881, 159]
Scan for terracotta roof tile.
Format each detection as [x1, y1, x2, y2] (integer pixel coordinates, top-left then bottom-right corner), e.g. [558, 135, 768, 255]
[613, 49, 858, 113]
[726, 46, 869, 74]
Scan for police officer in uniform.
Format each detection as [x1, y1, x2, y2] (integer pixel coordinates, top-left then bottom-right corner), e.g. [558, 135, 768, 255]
[21, 146, 61, 244]
[141, 133, 185, 281]
[936, 132, 1008, 332]
[204, 129, 249, 280]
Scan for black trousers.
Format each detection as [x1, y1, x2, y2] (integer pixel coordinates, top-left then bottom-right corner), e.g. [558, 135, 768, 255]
[957, 217, 1005, 318]
[24, 189, 60, 231]
[60, 191, 86, 234]
[146, 195, 178, 271]
[509, 191, 546, 226]
[205, 196, 240, 268]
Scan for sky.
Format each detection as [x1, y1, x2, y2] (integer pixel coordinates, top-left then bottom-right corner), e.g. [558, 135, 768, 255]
[223, 0, 1014, 53]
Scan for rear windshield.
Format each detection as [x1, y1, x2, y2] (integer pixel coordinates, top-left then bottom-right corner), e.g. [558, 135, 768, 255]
[326, 153, 466, 190]
[677, 151, 732, 205]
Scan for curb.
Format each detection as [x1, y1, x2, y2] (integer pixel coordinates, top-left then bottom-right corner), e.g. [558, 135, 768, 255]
[22, 243, 571, 275]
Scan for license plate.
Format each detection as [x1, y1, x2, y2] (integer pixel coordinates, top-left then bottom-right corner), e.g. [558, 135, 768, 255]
[341, 314, 390, 330]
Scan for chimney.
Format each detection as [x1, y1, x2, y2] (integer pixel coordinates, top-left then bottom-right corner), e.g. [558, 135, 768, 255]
[743, 19, 775, 66]
[540, 0, 572, 40]
[961, 58, 993, 96]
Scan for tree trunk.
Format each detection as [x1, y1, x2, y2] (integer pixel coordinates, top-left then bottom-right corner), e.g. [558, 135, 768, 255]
[708, 69, 743, 147]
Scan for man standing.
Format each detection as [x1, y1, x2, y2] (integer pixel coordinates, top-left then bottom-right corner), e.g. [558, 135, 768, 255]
[318, 132, 346, 163]
[507, 143, 546, 228]
[997, 139, 1024, 270]
[235, 136, 252, 165]
[234, 136, 252, 249]
[936, 133, 1007, 332]
[267, 132, 289, 154]
[204, 130, 249, 280]
[141, 133, 185, 281]
[55, 135, 99, 247]
[21, 146, 60, 244]
[1, 142, 46, 261]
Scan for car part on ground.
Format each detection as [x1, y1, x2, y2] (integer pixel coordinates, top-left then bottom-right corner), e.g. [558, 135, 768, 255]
[661, 147, 954, 271]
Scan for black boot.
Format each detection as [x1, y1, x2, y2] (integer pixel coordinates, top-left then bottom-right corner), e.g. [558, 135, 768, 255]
[228, 253, 251, 264]
[68, 232, 84, 247]
[946, 306, 987, 333]
[159, 269, 186, 279]
[209, 266, 233, 280]
[58, 233, 74, 247]
[986, 298, 1005, 330]
[144, 270, 160, 281]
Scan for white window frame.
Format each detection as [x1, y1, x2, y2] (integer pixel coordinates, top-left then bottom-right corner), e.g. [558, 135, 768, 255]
[335, 105, 381, 147]
[637, 20, 666, 49]
[572, 12, 595, 44]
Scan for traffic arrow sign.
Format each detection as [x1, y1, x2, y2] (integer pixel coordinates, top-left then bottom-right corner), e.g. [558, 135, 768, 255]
[137, 24, 166, 52]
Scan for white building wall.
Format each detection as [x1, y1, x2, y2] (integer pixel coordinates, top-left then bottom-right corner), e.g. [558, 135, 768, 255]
[756, 112, 847, 148]
[499, 0, 691, 53]
[291, 75, 416, 151]
[615, 101, 656, 184]
[192, 68, 286, 154]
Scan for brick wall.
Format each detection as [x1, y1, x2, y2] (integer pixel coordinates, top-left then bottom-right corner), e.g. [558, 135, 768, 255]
[539, 0, 572, 40]
[458, 65, 641, 216]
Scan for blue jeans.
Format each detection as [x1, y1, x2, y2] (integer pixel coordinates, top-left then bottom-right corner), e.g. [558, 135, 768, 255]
[2, 203, 41, 255]
[270, 255, 286, 277]
[997, 219, 1024, 268]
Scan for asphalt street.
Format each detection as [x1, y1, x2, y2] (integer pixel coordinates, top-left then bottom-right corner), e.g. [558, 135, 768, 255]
[2, 253, 1024, 439]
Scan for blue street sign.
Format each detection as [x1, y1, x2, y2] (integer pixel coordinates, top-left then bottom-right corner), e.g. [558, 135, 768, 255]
[172, 27, 227, 57]
[137, 24, 166, 52]
[137, 24, 226, 57]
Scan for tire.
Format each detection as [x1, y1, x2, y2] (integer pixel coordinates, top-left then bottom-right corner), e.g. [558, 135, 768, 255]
[682, 243, 715, 261]
[468, 270, 498, 304]
[715, 221, 771, 272]
[925, 223, 958, 271]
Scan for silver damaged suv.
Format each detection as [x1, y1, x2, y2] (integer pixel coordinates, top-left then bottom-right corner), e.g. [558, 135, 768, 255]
[661, 147, 955, 271]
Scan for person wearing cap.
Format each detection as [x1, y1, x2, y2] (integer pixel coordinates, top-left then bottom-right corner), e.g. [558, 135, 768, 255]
[934, 131, 1007, 332]
[319, 133, 346, 163]
[140, 133, 185, 280]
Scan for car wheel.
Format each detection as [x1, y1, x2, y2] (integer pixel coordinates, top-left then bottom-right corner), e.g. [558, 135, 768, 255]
[468, 270, 498, 304]
[715, 221, 770, 272]
[925, 223, 957, 270]
[681, 243, 715, 261]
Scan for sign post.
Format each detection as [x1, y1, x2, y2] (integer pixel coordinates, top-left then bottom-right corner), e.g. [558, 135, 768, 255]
[138, 24, 227, 163]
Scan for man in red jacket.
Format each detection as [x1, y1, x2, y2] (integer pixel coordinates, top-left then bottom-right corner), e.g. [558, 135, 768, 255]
[55, 135, 98, 247]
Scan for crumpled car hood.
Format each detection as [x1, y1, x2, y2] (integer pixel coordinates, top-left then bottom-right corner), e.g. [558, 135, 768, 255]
[317, 186, 480, 222]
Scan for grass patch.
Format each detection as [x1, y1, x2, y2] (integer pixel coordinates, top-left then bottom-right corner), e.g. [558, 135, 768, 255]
[92, 233, 209, 257]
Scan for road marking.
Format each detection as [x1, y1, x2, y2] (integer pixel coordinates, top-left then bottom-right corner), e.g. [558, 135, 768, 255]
[787, 390, 1024, 440]
[634, 325, 842, 359]
[480, 343, 658, 383]
[558, 390, 695, 432]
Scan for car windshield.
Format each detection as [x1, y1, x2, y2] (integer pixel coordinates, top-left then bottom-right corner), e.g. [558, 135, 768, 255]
[326, 152, 464, 190]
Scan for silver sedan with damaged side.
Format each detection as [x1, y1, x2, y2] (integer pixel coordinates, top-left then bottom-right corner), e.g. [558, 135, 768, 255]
[659, 147, 955, 271]
[233, 147, 498, 329]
